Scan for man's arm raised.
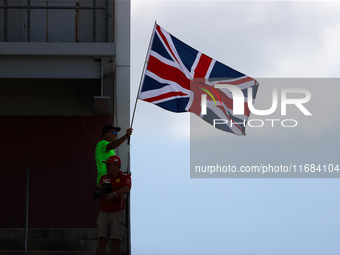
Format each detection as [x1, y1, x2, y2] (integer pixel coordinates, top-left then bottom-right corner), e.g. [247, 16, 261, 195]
[106, 128, 133, 152]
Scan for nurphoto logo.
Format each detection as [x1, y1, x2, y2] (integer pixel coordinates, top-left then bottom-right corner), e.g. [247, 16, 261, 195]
[200, 84, 312, 128]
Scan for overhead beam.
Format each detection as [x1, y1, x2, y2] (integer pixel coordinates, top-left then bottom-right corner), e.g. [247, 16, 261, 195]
[0, 42, 115, 57]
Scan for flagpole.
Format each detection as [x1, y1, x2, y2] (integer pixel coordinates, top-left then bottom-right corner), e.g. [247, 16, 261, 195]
[130, 21, 158, 129]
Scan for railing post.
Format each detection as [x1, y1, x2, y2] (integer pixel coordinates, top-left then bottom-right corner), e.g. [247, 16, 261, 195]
[4, 0, 7, 42]
[93, 0, 96, 42]
[24, 165, 29, 255]
[105, 0, 109, 42]
[27, 0, 31, 42]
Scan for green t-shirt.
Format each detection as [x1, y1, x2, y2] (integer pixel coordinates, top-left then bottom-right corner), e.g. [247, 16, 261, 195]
[95, 140, 115, 185]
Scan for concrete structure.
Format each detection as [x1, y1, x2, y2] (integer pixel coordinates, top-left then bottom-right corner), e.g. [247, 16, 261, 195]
[0, 228, 127, 254]
[0, 0, 130, 253]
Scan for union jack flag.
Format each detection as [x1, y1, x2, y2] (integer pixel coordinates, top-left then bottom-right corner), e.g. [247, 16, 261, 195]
[138, 24, 259, 136]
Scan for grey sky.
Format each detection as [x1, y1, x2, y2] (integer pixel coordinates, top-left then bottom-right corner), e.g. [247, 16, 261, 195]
[130, 1, 340, 254]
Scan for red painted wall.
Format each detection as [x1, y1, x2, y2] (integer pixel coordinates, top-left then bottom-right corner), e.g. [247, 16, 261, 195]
[0, 116, 113, 228]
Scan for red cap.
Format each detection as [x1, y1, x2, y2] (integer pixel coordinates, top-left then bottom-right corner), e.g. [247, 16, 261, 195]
[102, 155, 121, 166]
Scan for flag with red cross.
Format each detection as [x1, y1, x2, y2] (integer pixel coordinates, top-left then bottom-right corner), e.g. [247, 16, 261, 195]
[138, 24, 259, 136]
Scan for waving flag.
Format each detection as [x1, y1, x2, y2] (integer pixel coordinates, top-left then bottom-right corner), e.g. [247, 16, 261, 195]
[138, 24, 259, 136]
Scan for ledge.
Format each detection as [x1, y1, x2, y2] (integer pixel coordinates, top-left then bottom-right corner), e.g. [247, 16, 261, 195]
[0, 42, 115, 57]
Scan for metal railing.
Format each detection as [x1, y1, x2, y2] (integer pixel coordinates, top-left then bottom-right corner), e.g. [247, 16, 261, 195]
[0, 0, 110, 42]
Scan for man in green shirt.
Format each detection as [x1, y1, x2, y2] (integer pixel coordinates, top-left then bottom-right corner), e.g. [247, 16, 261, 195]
[95, 124, 132, 185]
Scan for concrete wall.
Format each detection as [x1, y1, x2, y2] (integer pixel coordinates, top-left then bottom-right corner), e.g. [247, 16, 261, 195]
[0, 116, 112, 228]
[0, 0, 131, 228]
[114, 0, 131, 163]
[0, 78, 100, 115]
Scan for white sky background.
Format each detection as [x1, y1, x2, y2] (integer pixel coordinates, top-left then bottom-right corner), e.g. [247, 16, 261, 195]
[130, 1, 340, 255]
